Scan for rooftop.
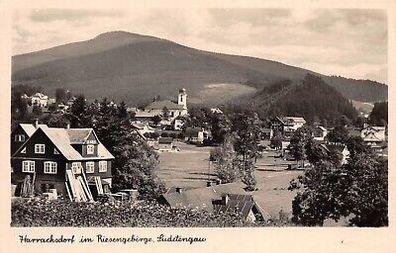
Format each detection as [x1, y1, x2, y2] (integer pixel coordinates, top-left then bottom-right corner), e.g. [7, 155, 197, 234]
[146, 100, 185, 110]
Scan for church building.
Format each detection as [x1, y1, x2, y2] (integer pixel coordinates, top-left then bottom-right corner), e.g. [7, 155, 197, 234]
[134, 88, 188, 122]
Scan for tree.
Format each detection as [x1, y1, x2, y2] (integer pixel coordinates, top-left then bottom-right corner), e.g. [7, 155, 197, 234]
[112, 131, 165, 199]
[289, 126, 313, 167]
[270, 130, 283, 150]
[69, 97, 165, 200]
[69, 95, 89, 127]
[46, 114, 71, 128]
[326, 125, 349, 143]
[369, 101, 388, 126]
[290, 150, 388, 227]
[162, 106, 170, 120]
[152, 115, 162, 126]
[11, 91, 28, 121]
[55, 88, 67, 103]
[230, 110, 262, 191]
[210, 136, 240, 183]
[209, 113, 231, 144]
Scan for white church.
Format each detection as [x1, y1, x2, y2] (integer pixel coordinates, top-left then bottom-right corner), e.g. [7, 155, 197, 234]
[133, 89, 188, 127]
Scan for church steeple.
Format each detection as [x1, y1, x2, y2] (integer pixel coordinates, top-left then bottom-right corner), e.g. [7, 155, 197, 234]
[178, 88, 187, 109]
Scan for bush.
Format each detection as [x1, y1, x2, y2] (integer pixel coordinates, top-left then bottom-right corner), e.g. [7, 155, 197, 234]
[11, 198, 291, 227]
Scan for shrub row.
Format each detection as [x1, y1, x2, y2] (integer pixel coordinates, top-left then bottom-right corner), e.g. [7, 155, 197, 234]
[11, 198, 291, 227]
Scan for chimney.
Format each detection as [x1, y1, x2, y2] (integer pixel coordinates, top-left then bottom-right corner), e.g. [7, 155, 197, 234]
[206, 181, 213, 187]
[66, 123, 70, 129]
[175, 187, 182, 194]
[221, 194, 229, 205]
[34, 119, 39, 129]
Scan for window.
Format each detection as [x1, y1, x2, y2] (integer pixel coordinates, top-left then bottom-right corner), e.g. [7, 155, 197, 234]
[54, 149, 60, 155]
[86, 145, 95, 155]
[20, 147, 26, 154]
[86, 162, 94, 173]
[22, 161, 35, 172]
[71, 162, 82, 174]
[14, 134, 25, 142]
[34, 144, 45, 154]
[44, 161, 57, 174]
[99, 161, 107, 172]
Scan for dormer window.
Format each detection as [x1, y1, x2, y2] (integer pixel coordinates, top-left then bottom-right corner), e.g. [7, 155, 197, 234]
[87, 145, 95, 155]
[34, 144, 45, 154]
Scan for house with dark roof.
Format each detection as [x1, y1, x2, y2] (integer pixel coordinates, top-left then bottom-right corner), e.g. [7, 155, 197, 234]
[213, 194, 267, 222]
[184, 127, 211, 144]
[11, 124, 114, 197]
[313, 126, 328, 142]
[155, 137, 178, 152]
[159, 182, 269, 222]
[361, 125, 387, 144]
[271, 116, 306, 136]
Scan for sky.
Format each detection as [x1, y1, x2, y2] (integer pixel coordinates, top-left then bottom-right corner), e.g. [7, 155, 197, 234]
[12, 8, 388, 83]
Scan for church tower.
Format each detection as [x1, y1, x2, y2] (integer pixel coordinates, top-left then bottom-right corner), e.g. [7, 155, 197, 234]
[178, 88, 187, 109]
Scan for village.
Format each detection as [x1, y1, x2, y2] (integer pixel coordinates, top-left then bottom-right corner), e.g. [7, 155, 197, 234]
[10, 87, 388, 225]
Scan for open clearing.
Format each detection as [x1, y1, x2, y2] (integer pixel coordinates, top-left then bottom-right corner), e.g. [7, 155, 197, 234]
[158, 142, 303, 219]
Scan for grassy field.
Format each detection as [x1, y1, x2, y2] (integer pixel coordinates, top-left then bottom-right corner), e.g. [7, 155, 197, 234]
[158, 142, 303, 219]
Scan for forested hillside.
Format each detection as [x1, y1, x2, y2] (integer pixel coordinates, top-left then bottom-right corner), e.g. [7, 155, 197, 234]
[238, 74, 358, 125]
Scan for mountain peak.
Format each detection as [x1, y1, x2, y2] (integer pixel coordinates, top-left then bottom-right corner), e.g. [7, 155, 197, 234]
[93, 31, 159, 42]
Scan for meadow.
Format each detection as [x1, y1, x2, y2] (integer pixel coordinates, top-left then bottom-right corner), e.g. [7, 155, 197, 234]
[158, 142, 303, 219]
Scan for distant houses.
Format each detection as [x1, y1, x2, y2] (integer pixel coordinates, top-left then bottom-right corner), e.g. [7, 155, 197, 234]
[30, 93, 49, 107]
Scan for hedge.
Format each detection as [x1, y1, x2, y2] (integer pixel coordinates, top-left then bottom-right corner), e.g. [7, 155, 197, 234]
[11, 198, 291, 227]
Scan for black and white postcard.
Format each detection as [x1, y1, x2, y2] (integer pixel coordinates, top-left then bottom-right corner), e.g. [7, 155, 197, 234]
[1, 1, 395, 252]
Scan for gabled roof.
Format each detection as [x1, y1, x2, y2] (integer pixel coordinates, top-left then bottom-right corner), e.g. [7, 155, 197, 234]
[361, 125, 386, 142]
[362, 125, 386, 132]
[13, 126, 114, 161]
[161, 182, 247, 211]
[283, 117, 306, 124]
[274, 116, 306, 125]
[31, 93, 48, 99]
[146, 100, 185, 110]
[134, 111, 158, 118]
[213, 194, 270, 220]
[19, 123, 48, 137]
[67, 128, 95, 144]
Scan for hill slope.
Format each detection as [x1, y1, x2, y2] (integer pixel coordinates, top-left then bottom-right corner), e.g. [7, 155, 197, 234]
[12, 31, 388, 105]
[245, 74, 358, 125]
